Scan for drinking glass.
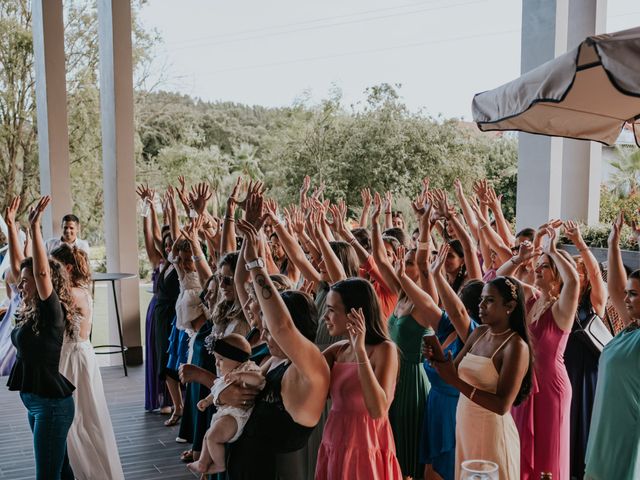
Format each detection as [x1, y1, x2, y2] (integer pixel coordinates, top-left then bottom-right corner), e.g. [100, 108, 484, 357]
[460, 459, 499, 480]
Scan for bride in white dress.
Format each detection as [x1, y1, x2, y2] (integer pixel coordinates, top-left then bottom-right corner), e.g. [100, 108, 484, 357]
[52, 244, 124, 480]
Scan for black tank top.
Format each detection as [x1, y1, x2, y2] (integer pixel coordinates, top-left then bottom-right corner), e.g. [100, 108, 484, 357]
[226, 361, 315, 479]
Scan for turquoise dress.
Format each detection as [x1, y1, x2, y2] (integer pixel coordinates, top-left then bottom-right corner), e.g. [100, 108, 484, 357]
[585, 326, 640, 480]
[388, 312, 430, 478]
[420, 312, 477, 480]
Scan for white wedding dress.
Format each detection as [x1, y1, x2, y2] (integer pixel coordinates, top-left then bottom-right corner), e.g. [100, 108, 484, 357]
[59, 289, 124, 480]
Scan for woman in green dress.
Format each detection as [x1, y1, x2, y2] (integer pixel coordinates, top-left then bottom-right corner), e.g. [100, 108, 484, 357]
[585, 213, 640, 480]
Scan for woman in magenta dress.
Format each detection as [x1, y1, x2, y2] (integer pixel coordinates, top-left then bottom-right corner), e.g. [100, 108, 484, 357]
[512, 228, 580, 480]
[316, 278, 402, 480]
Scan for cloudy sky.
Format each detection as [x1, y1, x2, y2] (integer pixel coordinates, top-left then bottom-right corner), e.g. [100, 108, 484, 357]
[139, 0, 640, 119]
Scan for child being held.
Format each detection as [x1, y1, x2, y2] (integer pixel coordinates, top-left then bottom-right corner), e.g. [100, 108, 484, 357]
[187, 333, 265, 475]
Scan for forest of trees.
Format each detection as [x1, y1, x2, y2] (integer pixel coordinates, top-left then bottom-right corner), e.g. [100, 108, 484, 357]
[0, 0, 518, 247]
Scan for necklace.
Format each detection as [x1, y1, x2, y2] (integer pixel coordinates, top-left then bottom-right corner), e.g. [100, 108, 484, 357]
[528, 295, 557, 325]
[488, 328, 512, 336]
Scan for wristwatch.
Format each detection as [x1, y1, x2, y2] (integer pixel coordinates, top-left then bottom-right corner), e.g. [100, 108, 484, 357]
[245, 258, 266, 271]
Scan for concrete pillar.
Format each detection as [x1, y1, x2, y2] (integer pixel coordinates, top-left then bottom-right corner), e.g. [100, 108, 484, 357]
[97, 0, 142, 365]
[31, 0, 72, 239]
[560, 0, 606, 225]
[516, 0, 568, 231]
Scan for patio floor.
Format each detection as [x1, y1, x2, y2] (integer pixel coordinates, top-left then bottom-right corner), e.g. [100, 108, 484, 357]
[0, 365, 198, 479]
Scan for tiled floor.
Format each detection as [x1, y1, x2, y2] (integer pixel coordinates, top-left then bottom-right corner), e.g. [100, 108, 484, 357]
[0, 365, 198, 479]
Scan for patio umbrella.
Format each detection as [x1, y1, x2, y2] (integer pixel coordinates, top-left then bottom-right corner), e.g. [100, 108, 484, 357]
[472, 26, 640, 146]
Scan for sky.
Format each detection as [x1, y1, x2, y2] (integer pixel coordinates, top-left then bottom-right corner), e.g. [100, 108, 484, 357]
[138, 0, 640, 119]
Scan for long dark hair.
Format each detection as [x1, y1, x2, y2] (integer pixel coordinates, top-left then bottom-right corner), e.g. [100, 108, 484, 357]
[460, 280, 484, 321]
[449, 240, 467, 293]
[329, 241, 359, 278]
[488, 276, 533, 406]
[211, 251, 245, 330]
[17, 257, 80, 340]
[330, 277, 389, 345]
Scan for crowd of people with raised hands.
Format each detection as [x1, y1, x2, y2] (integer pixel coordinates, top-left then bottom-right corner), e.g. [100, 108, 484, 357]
[132, 174, 639, 480]
[1, 170, 639, 480]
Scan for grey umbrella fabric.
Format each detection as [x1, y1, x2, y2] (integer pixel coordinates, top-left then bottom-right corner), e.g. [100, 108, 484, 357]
[472, 26, 640, 146]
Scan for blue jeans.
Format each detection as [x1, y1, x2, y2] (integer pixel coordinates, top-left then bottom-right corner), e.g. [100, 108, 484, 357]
[20, 392, 75, 480]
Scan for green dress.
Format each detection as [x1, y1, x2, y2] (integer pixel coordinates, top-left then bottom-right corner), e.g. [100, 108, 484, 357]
[585, 327, 640, 480]
[388, 312, 430, 478]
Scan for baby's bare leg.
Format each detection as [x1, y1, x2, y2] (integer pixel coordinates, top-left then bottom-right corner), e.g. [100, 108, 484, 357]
[207, 415, 238, 472]
[187, 415, 237, 474]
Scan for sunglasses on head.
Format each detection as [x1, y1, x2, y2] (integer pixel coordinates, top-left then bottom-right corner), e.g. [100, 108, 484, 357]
[218, 275, 233, 286]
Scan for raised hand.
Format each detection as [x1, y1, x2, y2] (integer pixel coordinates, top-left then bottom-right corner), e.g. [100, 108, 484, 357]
[382, 191, 393, 214]
[394, 245, 406, 278]
[430, 242, 449, 275]
[189, 182, 212, 216]
[608, 211, 624, 247]
[300, 175, 311, 196]
[176, 175, 192, 212]
[346, 307, 367, 354]
[5, 196, 21, 228]
[432, 189, 451, 220]
[28, 196, 51, 227]
[311, 181, 326, 200]
[237, 219, 261, 262]
[514, 240, 536, 263]
[541, 226, 558, 255]
[361, 188, 372, 208]
[371, 192, 382, 224]
[244, 191, 265, 229]
[562, 220, 584, 246]
[630, 209, 640, 244]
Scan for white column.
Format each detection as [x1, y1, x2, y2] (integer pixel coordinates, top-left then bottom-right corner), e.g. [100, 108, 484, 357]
[560, 0, 607, 224]
[97, 0, 142, 365]
[31, 0, 72, 239]
[516, 0, 568, 231]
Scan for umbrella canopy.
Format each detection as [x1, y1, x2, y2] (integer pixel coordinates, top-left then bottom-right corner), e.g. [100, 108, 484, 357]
[472, 26, 640, 146]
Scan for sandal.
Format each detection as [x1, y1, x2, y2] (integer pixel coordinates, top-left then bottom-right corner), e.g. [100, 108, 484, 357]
[180, 450, 194, 463]
[164, 412, 182, 426]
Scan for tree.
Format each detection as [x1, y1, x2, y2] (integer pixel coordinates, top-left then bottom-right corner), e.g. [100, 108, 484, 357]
[609, 145, 640, 198]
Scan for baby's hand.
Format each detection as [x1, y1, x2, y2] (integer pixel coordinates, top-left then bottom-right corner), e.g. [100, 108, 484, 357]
[197, 399, 209, 412]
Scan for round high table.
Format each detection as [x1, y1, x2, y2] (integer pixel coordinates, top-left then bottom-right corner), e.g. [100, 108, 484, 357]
[91, 272, 137, 376]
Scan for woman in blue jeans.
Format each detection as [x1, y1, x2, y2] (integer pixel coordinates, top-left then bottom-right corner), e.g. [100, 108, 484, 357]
[5, 196, 78, 480]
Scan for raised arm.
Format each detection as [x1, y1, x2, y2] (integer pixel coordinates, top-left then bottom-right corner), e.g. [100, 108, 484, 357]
[371, 192, 401, 294]
[220, 177, 242, 256]
[607, 213, 632, 326]
[28, 197, 53, 300]
[382, 191, 393, 230]
[5, 197, 24, 281]
[545, 228, 580, 331]
[563, 220, 606, 318]
[180, 217, 213, 287]
[359, 188, 372, 228]
[395, 247, 441, 330]
[347, 307, 398, 418]
[431, 243, 474, 342]
[484, 186, 515, 247]
[136, 185, 163, 268]
[238, 219, 329, 385]
[453, 178, 479, 242]
[444, 201, 482, 281]
[265, 201, 322, 283]
[308, 209, 347, 283]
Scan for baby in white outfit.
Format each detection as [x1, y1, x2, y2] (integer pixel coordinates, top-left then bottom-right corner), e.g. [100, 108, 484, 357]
[187, 333, 265, 475]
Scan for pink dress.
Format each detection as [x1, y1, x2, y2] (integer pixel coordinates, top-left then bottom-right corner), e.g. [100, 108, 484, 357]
[315, 362, 402, 480]
[512, 300, 572, 480]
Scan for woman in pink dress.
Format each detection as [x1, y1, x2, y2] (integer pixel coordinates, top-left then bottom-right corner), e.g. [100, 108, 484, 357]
[512, 228, 580, 480]
[316, 277, 402, 480]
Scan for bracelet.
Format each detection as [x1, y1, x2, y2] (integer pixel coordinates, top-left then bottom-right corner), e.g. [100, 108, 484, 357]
[577, 246, 588, 252]
[225, 217, 235, 222]
[469, 387, 477, 401]
[347, 237, 358, 246]
[480, 223, 489, 230]
[417, 240, 430, 251]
